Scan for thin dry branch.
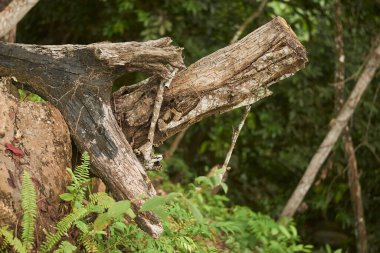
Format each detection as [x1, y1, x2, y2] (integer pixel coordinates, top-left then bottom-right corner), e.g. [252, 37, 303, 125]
[222, 105, 251, 171]
[136, 68, 178, 169]
[280, 41, 380, 218]
[0, 0, 39, 37]
[230, 0, 269, 44]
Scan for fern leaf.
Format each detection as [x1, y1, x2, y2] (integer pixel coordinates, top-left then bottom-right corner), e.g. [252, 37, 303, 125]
[21, 171, 37, 251]
[0, 227, 26, 253]
[74, 152, 90, 185]
[40, 208, 88, 253]
[53, 241, 77, 253]
[89, 192, 115, 208]
[80, 234, 99, 253]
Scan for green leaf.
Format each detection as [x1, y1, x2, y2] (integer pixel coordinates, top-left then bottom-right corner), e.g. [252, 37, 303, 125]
[93, 213, 111, 231]
[220, 182, 228, 194]
[184, 199, 204, 223]
[166, 192, 182, 201]
[140, 196, 166, 211]
[112, 221, 128, 232]
[54, 241, 77, 253]
[151, 207, 168, 221]
[108, 200, 132, 218]
[194, 176, 212, 187]
[210, 175, 221, 187]
[75, 220, 88, 233]
[59, 193, 74, 202]
[125, 208, 136, 219]
[278, 225, 291, 238]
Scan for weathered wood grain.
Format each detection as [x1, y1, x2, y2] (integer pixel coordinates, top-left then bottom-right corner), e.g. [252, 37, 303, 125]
[115, 17, 307, 148]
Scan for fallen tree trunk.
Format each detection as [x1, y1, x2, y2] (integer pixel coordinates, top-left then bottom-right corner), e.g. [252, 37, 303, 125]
[0, 16, 307, 236]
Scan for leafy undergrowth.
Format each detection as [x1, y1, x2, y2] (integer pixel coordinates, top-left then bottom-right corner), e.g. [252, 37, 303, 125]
[0, 153, 315, 252]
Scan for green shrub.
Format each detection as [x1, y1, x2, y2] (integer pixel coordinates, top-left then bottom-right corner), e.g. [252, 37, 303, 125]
[0, 153, 312, 252]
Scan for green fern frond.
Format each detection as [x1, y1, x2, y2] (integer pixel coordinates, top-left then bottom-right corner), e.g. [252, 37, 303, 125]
[75, 220, 89, 234]
[40, 208, 88, 253]
[64, 152, 91, 207]
[53, 241, 77, 253]
[21, 171, 37, 251]
[0, 227, 26, 253]
[74, 152, 91, 185]
[80, 234, 99, 253]
[89, 192, 115, 208]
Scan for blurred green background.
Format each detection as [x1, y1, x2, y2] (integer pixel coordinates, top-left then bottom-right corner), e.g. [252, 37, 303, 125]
[16, 0, 380, 251]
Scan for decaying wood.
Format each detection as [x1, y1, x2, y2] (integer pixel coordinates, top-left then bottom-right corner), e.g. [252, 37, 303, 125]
[280, 41, 380, 219]
[115, 17, 307, 149]
[0, 17, 307, 236]
[0, 38, 184, 237]
[0, 0, 39, 38]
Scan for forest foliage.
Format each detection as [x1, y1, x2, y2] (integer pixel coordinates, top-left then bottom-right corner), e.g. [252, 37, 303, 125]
[2, 0, 379, 252]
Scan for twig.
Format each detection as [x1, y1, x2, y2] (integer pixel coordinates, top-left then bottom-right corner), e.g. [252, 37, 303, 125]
[230, 0, 269, 44]
[209, 105, 251, 193]
[148, 68, 178, 144]
[136, 68, 178, 169]
[164, 126, 188, 159]
[280, 40, 380, 218]
[113, 77, 153, 97]
[222, 105, 251, 171]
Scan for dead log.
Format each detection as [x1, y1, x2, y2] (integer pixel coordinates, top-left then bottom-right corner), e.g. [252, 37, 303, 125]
[0, 17, 307, 236]
[115, 17, 307, 149]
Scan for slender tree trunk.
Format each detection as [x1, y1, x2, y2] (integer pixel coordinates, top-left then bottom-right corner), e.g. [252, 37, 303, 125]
[333, 1, 368, 251]
[280, 41, 380, 218]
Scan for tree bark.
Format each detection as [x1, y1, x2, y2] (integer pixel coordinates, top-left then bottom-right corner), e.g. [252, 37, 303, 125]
[115, 17, 307, 149]
[280, 41, 380, 218]
[333, 1, 368, 252]
[0, 17, 307, 236]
